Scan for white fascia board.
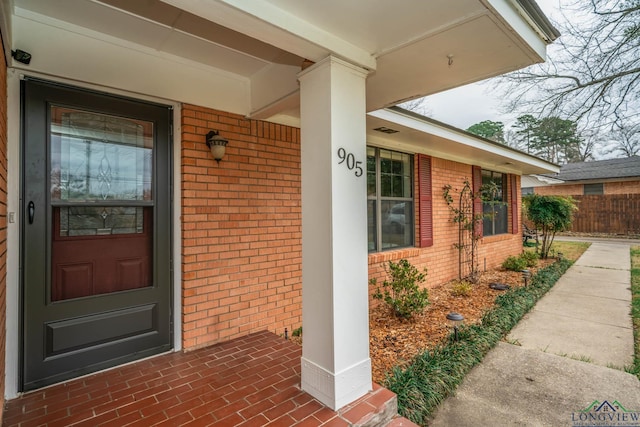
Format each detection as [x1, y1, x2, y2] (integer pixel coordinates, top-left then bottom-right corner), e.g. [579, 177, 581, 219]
[161, 0, 376, 71]
[369, 108, 559, 174]
[485, 0, 548, 60]
[530, 174, 564, 185]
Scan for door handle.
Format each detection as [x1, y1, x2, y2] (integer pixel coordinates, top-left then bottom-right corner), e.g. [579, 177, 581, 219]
[28, 201, 35, 224]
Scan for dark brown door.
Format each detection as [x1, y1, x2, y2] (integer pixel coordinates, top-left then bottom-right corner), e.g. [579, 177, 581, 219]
[22, 79, 172, 391]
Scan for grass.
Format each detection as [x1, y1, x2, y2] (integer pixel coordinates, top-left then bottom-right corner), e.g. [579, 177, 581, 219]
[524, 240, 590, 262]
[630, 246, 640, 379]
[383, 258, 574, 425]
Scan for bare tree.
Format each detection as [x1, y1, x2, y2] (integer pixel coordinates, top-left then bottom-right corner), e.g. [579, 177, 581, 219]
[497, 0, 640, 131]
[398, 98, 432, 117]
[603, 122, 640, 157]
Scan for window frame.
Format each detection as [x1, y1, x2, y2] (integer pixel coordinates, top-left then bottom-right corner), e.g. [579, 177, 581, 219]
[481, 169, 508, 237]
[367, 147, 414, 252]
[584, 183, 603, 195]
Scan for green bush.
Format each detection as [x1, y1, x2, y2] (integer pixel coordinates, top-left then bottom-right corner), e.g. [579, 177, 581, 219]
[450, 280, 473, 297]
[520, 251, 539, 268]
[370, 259, 429, 320]
[502, 255, 527, 271]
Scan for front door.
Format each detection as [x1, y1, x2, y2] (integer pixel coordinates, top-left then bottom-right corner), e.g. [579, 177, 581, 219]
[22, 79, 172, 391]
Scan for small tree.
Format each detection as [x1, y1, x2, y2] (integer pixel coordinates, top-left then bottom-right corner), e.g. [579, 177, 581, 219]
[523, 194, 578, 259]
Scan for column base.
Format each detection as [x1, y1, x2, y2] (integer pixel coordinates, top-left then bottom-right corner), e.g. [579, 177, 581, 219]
[301, 356, 372, 410]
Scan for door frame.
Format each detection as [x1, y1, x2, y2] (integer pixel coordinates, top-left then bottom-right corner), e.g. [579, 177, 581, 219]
[5, 70, 183, 398]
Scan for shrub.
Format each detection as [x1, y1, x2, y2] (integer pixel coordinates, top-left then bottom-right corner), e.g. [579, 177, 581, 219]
[370, 259, 429, 320]
[520, 251, 539, 268]
[524, 194, 578, 259]
[502, 255, 527, 271]
[450, 280, 473, 297]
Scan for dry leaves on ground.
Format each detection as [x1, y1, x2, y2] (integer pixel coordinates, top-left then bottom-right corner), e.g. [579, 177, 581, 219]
[369, 260, 553, 383]
[288, 259, 554, 384]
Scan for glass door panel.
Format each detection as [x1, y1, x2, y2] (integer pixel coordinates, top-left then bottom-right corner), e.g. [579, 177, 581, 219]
[50, 106, 154, 302]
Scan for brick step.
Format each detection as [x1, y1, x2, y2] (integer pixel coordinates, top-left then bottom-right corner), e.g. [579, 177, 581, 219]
[331, 384, 419, 427]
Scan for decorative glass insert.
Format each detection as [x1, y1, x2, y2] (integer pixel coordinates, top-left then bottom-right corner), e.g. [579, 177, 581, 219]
[50, 107, 153, 202]
[58, 206, 145, 236]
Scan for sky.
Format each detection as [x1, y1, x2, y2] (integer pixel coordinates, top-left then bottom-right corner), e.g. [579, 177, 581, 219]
[420, 0, 563, 130]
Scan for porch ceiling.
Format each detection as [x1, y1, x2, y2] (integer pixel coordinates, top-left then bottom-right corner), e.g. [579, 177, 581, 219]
[9, 0, 554, 124]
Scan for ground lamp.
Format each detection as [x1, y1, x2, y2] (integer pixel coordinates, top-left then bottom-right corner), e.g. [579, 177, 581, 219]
[521, 269, 531, 286]
[446, 312, 464, 342]
[557, 252, 564, 261]
[205, 130, 228, 164]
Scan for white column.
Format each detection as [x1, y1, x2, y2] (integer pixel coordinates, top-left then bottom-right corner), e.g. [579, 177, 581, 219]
[298, 56, 371, 410]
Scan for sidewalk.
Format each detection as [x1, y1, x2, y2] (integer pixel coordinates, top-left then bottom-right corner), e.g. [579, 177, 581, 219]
[429, 240, 640, 426]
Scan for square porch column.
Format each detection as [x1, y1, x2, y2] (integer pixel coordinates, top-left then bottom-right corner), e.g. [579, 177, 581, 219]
[298, 56, 372, 410]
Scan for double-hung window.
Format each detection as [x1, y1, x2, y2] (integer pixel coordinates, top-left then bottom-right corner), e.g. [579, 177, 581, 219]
[367, 147, 414, 252]
[481, 170, 508, 236]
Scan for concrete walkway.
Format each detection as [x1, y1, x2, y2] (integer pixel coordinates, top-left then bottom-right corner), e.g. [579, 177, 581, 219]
[429, 240, 640, 426]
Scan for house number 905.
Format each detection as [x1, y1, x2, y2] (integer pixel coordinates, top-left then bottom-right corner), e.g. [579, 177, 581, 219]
[337, 148, 363, 177]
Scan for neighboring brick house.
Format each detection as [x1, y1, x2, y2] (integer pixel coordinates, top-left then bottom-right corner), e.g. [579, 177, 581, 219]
[522, 157, 640, 235]
[0, 0, 558, 415]
[523, 157, 640, 196]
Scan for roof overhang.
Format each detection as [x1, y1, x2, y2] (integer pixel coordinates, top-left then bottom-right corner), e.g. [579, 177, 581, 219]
[368, 107, 559, 175]
[5, 0, 557, 124]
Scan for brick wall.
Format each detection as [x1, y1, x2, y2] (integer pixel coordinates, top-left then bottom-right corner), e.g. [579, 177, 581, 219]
[534, 183, 583, 196]
[605, 180, 640, 195]
[181, 105, 302, 350]
[368, 158, 522, 291]
[0, 43, 7, 422]
[532, 180, 640, 196]
[180, 105, 523, 349]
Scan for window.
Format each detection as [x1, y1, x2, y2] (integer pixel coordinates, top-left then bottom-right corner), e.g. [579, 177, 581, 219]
[584, 183, 603, 195]
[367, 147, 414, 252]
[522, 187, 534, 195]
[481, 170, 508, 236]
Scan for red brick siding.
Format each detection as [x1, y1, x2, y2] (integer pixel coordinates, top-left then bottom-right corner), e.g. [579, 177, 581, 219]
[0, 46, 7, 421]
[534, 184, 583, 196]
[181, 105, 302, 350]
[534, 180, 640, 196]
[604, 181, 640, 195]
[369, 158, 522, 291]
[180, 106, 523, 348]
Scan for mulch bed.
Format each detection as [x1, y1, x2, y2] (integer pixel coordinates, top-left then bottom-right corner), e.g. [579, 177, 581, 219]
[368, 260, 553, 383]
[290, 259, 554, 384]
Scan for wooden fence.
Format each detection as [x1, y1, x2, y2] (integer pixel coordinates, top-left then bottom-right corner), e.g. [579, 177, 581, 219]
[568, 194, 640, 235]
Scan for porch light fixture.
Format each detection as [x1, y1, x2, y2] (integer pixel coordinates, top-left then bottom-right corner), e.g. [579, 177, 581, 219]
[446, 312, 464, 342]
[206, 130, 228, 164]
[521, 269, 531, 286]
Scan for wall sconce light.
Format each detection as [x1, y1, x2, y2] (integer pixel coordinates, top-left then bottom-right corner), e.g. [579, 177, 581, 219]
[206, 130, 228, 164]
[446, 312, 464, 342]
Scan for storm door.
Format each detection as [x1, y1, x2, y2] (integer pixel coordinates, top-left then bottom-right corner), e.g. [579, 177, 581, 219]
[21, 79, 172, 391]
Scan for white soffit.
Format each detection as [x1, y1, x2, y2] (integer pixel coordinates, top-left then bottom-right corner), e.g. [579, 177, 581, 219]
[9, 0, 554, 118]
[367, 108, 559, 176]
